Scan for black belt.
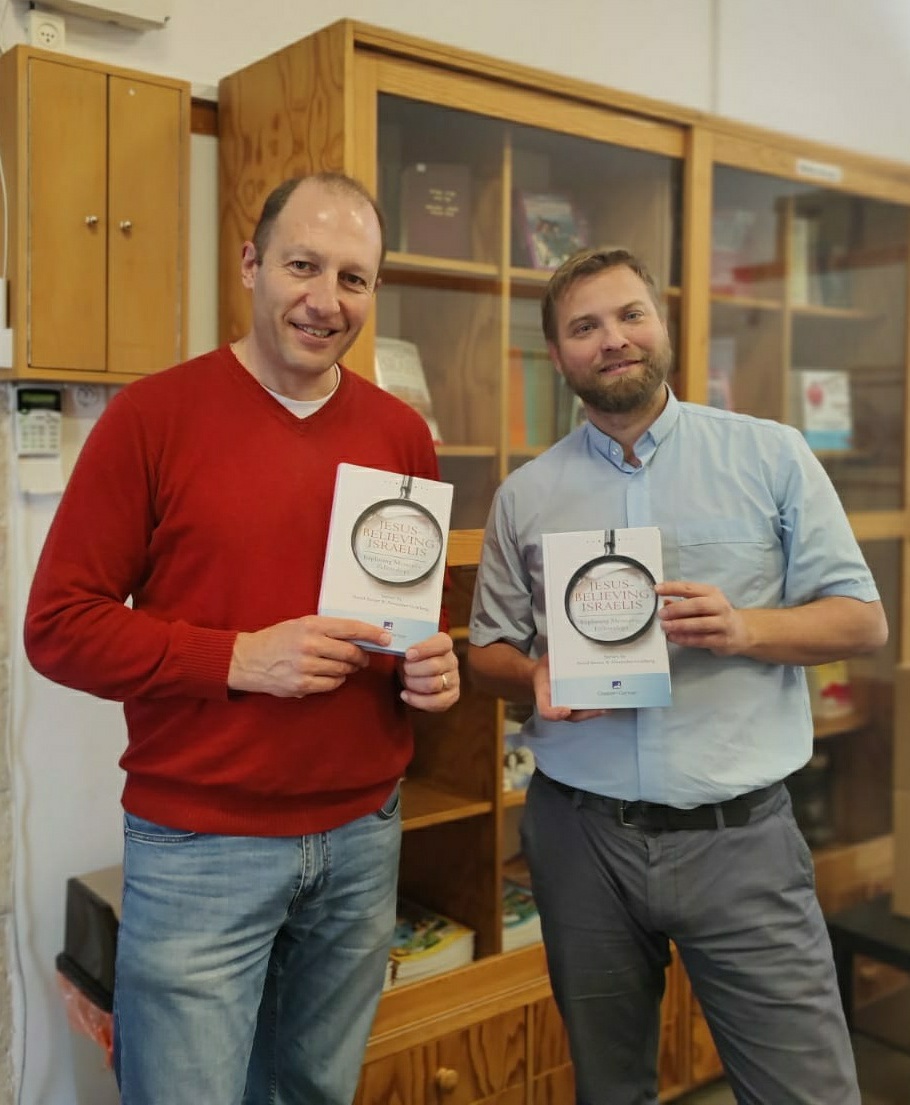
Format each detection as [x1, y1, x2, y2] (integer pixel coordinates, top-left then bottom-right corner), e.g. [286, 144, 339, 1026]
[535, 770, 782, 831]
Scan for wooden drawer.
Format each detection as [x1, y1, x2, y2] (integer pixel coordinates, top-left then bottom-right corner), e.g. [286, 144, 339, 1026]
[356, 1008, 527, 1105]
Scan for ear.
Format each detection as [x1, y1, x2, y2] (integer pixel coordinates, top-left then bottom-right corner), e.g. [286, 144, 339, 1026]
[546, 341, 564, 377]
[240, 242, 259, 290]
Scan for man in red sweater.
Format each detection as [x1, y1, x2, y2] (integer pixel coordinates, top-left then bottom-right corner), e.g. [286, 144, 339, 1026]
[25, 173, 460, 1105]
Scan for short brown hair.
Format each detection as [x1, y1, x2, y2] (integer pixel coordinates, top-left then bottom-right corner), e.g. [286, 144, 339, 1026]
[250, 172, 387, 269]
[541, 247, 661, 343]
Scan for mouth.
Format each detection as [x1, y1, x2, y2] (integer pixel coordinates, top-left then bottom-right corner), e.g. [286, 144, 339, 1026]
[598, 358, 641, 376]
[290, 322, 336, 339]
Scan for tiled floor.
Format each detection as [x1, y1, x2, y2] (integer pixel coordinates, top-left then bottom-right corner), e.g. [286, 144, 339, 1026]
[676, 1033, 910, 1104]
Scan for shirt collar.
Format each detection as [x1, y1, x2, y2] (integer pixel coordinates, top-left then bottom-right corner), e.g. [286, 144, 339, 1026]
[585, 385, 680, 470]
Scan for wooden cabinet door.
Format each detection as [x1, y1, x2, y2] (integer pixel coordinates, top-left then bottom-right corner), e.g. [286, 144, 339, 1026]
[28, 58, 107, 371]
[107, 75, 184, 375]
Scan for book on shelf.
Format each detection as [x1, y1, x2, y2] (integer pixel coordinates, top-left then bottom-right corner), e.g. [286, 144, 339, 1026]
[514, 191, 587, 270]
[711, 207, 756, 295]
[807, 660, 854, 720]
[502, 877, 542, 951]
[400, 161, 472, 260]
[555, 374, 585, 437]
[388, 898, 475, 986]
[374, 336, 442, 443]
[508, 347, 555, 448]
[790, 213, 821, 306]
[708, 335, 736, 411]
[789, 368, 853, 452]
[317, 463, 453, 655]
[542, 526, 671, 709]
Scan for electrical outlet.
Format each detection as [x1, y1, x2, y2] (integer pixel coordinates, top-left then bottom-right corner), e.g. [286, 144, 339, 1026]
[27, 10, 66, 51]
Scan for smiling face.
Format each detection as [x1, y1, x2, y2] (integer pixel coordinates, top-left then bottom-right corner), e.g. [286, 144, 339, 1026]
[547, 264, 673, 422]
[238, 178, 383, 400]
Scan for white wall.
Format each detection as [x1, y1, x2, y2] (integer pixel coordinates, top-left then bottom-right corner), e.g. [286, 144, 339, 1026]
[3, 0, 910, 161]
[2, 2, 910, 1104]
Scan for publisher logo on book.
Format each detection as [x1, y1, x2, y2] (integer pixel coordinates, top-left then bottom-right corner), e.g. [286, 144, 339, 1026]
[383, 620, 394, 630]
[611, 680, 622, 689]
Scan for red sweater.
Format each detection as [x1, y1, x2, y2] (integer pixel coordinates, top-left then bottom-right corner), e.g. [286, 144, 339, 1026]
[24, 347, 442, 835]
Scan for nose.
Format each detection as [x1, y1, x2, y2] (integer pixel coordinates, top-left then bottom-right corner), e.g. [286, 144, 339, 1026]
[600, 321, 629, 350]
[306, 272, 340, 315]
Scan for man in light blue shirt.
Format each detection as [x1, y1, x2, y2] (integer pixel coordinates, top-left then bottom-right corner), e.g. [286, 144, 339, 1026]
[468, 248, 886, 1105]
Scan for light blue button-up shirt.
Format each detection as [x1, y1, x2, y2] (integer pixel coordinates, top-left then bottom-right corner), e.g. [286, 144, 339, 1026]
[469, 389, 880, 806]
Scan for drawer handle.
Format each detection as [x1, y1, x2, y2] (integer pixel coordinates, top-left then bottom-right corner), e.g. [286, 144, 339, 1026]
[119, 220, 133, 232]
[84, 215, 99, 227]
[435, 1068, 459, 1092]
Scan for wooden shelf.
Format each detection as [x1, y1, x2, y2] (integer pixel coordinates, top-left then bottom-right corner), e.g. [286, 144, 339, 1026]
[791, 303, 879, 322]
[814, 707, 870, 740]
[401, 778, 493, 831]
[384, 251, 499, 280]
[436, 444, 498, 458]
[503, 788, 528, 808]
[366, 943, 550, 1062]
[711, 292, 782, 311]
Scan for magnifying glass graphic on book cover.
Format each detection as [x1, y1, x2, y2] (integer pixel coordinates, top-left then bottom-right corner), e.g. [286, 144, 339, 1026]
[564, 529, 658, 644]
[351, 474, 444, 586]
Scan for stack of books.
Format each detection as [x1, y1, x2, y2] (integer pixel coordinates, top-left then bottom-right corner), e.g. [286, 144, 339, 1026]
[389, 898, 475, 986]
[502, 878, 542, 951]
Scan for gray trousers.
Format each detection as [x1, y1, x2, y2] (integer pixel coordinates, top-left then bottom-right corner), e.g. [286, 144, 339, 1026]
[521, 772, 860, 1105]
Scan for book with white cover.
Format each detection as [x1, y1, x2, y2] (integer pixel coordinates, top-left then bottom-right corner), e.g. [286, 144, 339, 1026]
[542, 526, 671, 709]
[389, 898, 475, 985]
[374, 336, 442, 442]
[789, 369, 852, 452]
[318, 463, 453, 655]
[502, 878, 542, 951]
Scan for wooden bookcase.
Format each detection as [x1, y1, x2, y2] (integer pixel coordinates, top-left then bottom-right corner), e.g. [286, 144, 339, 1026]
[218, 21, 910, 1101]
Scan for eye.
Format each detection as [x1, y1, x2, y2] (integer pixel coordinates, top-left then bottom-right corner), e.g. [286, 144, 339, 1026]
[624, 309, 645, 322]
[341, 271, 370, 290]
[288, 260, 315, 274]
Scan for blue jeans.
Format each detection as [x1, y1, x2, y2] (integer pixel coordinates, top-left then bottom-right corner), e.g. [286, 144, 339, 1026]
[113, 785, 402, 1105]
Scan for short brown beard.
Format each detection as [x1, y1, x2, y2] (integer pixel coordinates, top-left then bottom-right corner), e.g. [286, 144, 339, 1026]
[572, 344, 672, 414]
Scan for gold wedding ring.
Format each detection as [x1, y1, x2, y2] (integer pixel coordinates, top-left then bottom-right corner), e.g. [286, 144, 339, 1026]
[441, 671, 449, 691]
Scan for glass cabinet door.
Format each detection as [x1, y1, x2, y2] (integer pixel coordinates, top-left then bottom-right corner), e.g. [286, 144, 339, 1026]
[507, 123, 683, 474]
[709, 165, 908, 513]
[375, 92, 683, 529]
[376, 95, 505, 531]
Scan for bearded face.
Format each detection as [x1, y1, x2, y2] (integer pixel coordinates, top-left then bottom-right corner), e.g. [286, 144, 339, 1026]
[547, 266, 673, 419]
[565, 336, 673, 414]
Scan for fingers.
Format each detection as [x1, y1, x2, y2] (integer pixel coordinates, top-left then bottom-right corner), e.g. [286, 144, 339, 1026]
[317, 616, 393, 649]
[399, 635, 460, 712]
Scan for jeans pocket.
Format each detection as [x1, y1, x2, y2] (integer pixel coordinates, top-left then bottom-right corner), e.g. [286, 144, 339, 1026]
[123, 811, 198, 843]
[376, 780, 402, 820]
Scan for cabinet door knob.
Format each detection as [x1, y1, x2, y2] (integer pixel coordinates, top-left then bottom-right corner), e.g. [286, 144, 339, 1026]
[119, 220, 133, 232]
[434, 1068, 459, 1092]
[84, 215, 99, 227]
